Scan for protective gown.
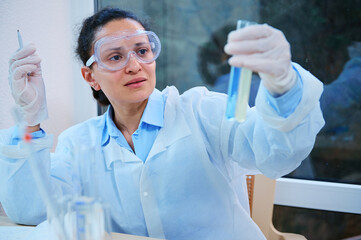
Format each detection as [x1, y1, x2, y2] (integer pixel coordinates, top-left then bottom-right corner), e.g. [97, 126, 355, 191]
[0, 63, 324, 240]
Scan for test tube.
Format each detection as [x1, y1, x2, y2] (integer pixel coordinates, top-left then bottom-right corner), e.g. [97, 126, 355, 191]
[225, 20, 256, 122]
[17, 30, 24, 49]
[17, 30, 31, 76]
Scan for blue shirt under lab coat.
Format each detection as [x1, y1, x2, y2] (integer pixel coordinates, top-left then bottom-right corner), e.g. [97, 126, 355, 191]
[0, 63, 324, 240]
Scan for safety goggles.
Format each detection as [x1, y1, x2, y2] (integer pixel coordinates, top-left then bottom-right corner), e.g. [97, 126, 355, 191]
[86, 30, 161, 71]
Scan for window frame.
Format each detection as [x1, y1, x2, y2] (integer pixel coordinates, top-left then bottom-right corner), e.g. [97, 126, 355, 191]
[275, 178, 361, 214]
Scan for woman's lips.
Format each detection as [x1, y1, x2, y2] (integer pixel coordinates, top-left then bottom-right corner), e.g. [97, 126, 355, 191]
[125, 78, 146, 87]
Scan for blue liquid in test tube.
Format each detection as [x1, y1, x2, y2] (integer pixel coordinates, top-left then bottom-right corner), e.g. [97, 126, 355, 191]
[225, 20, 256, 122]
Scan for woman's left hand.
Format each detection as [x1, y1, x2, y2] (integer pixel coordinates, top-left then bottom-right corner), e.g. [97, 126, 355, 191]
[224, 24, 297, 96]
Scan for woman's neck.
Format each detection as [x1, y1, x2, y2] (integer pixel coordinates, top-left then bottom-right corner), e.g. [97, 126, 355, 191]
[111, 99, 148, 152]
[112, 99, 148, 134]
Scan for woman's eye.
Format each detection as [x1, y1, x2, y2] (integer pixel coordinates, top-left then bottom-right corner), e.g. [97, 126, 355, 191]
[138, 48, 148, 55]
[110, 55, 122, 61]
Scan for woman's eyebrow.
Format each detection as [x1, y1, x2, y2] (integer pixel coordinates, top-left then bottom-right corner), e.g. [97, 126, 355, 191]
[135, 42, 147, 46]
[104, 46, 124, 52]
[105, 42, 148, 50]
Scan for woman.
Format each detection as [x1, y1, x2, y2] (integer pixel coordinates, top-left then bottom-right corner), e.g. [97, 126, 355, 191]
[0, 7, 324, 240]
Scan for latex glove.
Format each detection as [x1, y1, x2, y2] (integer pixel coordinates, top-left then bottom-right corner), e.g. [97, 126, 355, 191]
[8, 43, 48, 126]
[224, 24, 297, 96]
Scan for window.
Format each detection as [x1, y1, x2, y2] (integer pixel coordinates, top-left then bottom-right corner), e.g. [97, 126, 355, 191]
[96, 0, 361, 238]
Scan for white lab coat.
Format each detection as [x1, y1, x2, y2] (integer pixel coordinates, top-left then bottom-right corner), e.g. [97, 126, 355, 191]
[0, 63, 324, 239]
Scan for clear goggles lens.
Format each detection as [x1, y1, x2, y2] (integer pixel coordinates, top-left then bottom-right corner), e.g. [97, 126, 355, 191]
[86, 30, 161, 71]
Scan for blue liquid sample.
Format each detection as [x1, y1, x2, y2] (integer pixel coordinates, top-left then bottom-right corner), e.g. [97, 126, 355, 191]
[226, 66, 241, 119]
[225, 19, 256, 122]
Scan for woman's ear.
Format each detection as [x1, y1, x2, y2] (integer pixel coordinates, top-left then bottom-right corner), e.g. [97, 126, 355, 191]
[81, 66, 101, 91]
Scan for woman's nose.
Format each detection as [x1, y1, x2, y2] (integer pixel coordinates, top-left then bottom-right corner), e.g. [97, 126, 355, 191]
[124, 52, 141, 73]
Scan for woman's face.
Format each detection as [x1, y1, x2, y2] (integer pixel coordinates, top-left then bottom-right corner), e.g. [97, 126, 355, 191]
[87, 18, 157, 107]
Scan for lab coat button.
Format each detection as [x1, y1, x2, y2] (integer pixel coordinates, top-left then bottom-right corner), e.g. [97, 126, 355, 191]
[143, 191, 148, 197]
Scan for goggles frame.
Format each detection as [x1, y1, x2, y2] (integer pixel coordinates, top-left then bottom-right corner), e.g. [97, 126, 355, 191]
[86, 30, 161, 71]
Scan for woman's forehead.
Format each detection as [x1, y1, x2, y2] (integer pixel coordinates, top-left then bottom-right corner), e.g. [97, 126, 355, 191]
[95, 18, 145, 41]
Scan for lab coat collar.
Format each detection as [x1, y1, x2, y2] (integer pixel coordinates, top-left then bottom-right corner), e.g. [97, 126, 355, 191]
[101, 106, 114, 147]
[147, 86, 192, 160]
[103, 136, 141, 169]
[141, 89, 164, 128]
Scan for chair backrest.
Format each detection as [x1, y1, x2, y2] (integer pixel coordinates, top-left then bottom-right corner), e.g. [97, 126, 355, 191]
[247, 174, 276, 237]
[246, 175, 307, 240]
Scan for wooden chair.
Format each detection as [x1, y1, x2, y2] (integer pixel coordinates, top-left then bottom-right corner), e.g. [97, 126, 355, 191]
[246, 175, 307, 240]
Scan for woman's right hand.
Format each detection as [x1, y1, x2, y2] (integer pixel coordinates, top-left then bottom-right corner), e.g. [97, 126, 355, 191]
[8, 43, 48, 128]
[224, 24, 297, 96]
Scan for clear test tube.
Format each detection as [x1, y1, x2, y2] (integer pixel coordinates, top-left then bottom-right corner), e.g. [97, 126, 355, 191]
[16, 30, 31, 76]
[17, 30, 24, 48]
[225, 20, 256, 122]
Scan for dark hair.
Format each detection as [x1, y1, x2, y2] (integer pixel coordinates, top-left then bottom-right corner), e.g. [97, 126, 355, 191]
[76, 7, 149, 106]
